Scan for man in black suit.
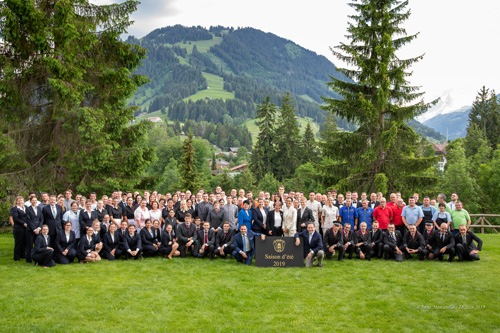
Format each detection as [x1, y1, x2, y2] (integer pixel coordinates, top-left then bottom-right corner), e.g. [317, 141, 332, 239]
[402, 224, 427, 260]
[197, 221, 216, 259]
[369, 221, 384, 259]
[455, 225, 482, 261]
[295, 222, 324, 267]
[26, 196, 44, 263]
[206, 201, 228, 233]
[323, 223, 344, 261]
[369, 193, 380, 210]
[176, 213, 198, 257]
[42, 195, 63, 246]
[79, 201, 97, 239]
[215, 222, 234, 258]
[296, 198, 315, 233]
[342, 223, 356, 259]
[355, 222, 372, 260]
[428, 223, 455, 262]
[232, 224, 264, 265]
[383, 223, 404, 261]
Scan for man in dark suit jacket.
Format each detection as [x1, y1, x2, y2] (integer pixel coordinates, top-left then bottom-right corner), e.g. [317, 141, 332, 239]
[323, 223, 344, 261]
[402, 224, 427, 260]
[206, 201, 228, 232]
[296, 200, 315, 233]
[427, 223, 455, 261]
[232, 224, 253, 265]
[383, 223, 404, 261]
[42, 195, 63, 246]
[369, 221, 384, 259]
[454, 225, 482, 261]
[355, 222, 372, 260]
[342, 223, 357, 259]
[215, 222, 235, 258]
[232, 224, 263, 265]
[176, 213, 198, 257]
[197, 221, 216, 259]
[26, 198, 44, 263]
[295, 222, 324, 267]
[369, 193, 380, 210]
[79, 201, 98, 238]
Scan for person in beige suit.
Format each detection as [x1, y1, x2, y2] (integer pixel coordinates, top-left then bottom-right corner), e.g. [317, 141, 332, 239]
[282, 197, 297, 237]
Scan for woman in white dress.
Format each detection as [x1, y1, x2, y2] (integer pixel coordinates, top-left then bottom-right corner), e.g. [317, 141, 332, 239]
[321, 197, 339, 235]
[282, 197, 297, 237]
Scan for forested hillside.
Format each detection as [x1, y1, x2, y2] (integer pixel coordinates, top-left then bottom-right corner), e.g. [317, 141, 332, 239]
[127, 24, 444, 144]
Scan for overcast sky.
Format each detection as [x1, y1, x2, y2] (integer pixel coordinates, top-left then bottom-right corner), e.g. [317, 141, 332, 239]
[103, 0, 499, 106]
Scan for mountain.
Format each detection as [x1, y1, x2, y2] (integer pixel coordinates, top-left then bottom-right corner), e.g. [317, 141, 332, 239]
[128, 25, 445, 143]
[416, 88, 476, 123]
[422, 108, 471, 140]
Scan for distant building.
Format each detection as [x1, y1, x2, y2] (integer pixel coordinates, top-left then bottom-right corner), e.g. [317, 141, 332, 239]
[209, 158, 230, 170]
[146, 117, 163, 123]
[230, 163, 247, 172]
[432, 143, 447, 171]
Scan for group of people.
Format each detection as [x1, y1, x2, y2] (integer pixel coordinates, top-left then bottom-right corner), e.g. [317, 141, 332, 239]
[9, 186, 483, 267]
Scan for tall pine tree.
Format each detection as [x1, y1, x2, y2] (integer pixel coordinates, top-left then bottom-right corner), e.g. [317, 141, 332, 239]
[467, 86, 500, 149]
[274, 93, 300, 180]
[180, 133, 198, 192]
[250, 96, 278, 180]
[322, 0, 436, 193]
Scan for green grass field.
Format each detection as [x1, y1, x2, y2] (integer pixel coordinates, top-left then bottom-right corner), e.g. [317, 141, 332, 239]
[0, 233, 498, 332]
[185, 72, 235, 102]
[174, 36, 223, 54]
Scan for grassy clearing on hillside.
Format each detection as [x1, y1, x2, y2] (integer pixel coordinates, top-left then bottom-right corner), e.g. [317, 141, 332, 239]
[185, 72, 235, 102]
[1, 234, 498, 332]
[175, 36, 223, 54]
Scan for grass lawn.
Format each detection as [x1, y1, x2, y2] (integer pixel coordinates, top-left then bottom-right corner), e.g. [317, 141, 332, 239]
[1, 233, 498, 332]
[185, 72, 235, 102]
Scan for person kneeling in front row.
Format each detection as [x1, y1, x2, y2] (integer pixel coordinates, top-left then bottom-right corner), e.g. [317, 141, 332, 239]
[295, 222, 324, 267]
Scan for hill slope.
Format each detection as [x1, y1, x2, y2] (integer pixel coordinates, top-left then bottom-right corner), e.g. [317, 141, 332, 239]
[128, 25, 444, 142]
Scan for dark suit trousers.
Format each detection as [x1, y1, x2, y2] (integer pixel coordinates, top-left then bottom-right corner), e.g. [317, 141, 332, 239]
[179, 242, 198, 257]
[102, 249, 123, 261]
[32, 249, 56, 267]
[54, 249, 77, 264]
[383, 245, 403, 262]
[25, 230, 36, 262]
[13, 228, 27, 260]
[456, 244, 479, 261]
[232, 250, 253, 265]
[357, 244, 372, 259]
[142, 244, 159, 257]
[198, 244, 215, 258]
[433, 247, 455, 261]
[217, 244, 234, 258]
[325, 245, 345, 261]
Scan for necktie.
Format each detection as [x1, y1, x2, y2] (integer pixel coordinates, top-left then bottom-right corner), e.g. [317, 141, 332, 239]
[441, 234, 445, 242]
[463, 235, 466, 244]
[204, 231, 208, 243]
[309, 233, 313, 244]
[52, 206, 56, 218]
[392, 233, 396, 241]
[243, 235, 247, 252]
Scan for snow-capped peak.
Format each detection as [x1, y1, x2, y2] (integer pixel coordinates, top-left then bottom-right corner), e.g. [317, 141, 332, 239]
[417, 87, 476, 123]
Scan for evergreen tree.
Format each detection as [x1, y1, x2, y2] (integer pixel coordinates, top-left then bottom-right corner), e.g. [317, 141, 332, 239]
[211, 153, 217, 170]
[478, 146, 500, 213]
[467, 86, 500, 149]
[322, 0, 436, 193]
[180, 133, 198, 191]
[442, 140, 481, 213]
[301, 122, 318, 163]
[274, 93, 301, 180]
[0, 0, 152, 195]
[250, 97, 278, 179]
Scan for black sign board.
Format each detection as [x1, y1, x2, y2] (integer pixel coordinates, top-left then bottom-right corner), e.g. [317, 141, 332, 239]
[255, 236, 304, 267]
